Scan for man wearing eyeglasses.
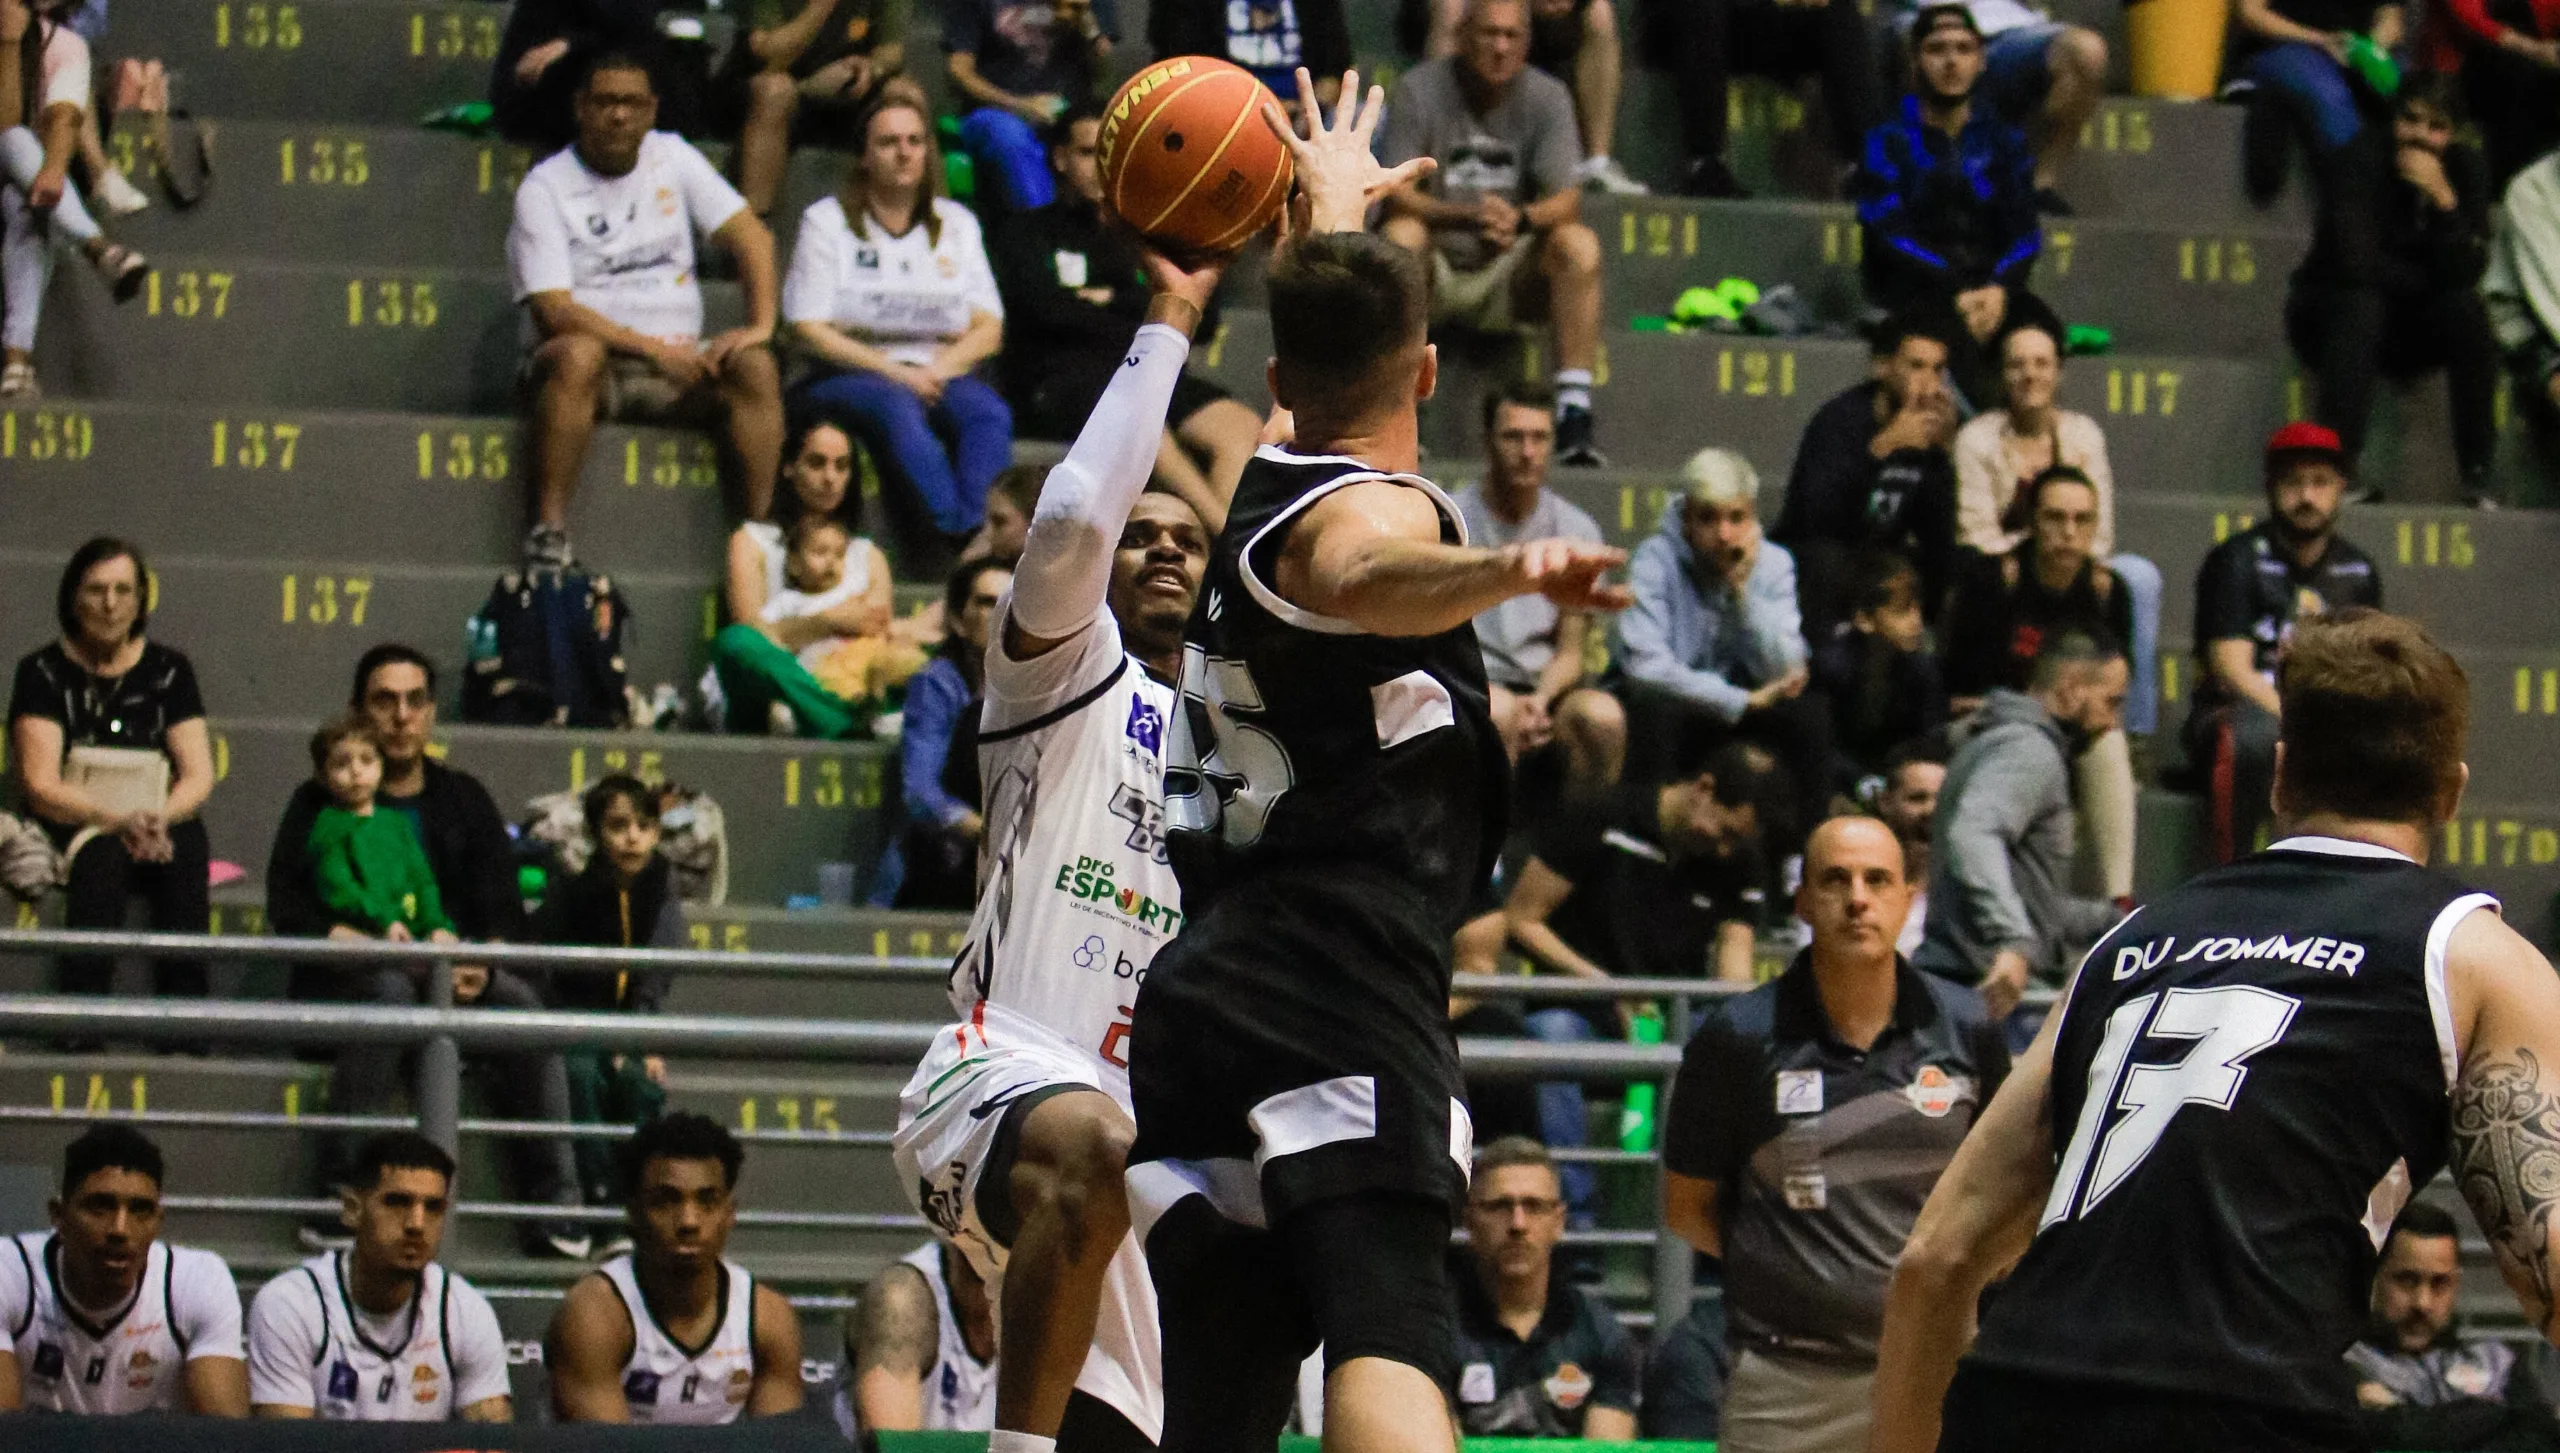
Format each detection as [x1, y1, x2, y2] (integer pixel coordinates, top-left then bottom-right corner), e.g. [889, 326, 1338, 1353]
[1448, 1137, 1638, 1440]
[1659, 815, 2007, 1453]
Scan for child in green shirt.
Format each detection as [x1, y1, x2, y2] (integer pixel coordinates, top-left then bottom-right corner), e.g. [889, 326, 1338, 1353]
[304, 716, 456, 940]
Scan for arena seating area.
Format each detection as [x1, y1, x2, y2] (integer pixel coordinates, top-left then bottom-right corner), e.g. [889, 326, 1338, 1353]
[7, 0, 2560, 1423]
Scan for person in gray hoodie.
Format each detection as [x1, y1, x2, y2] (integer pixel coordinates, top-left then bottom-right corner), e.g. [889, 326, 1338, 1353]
[1914, 629, 2127, 1019]
[1614, 446, 1832, 834]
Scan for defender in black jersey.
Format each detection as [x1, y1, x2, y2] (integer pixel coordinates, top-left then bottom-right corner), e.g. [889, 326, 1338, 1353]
[1871, 610, 2560, 1453]
[1121, 70, 1629, 1453]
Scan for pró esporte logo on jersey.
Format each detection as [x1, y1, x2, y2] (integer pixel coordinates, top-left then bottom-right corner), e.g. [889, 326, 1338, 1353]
[1051, 855, 1184, 935]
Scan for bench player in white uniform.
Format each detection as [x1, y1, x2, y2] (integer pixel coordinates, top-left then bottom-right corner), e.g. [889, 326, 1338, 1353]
[246, 1131, 511, 1421]
[0, 1125, 248, 1415]
[888, 232, 1231, 1453]
[546, 1113, 802, 1423]
[833, 1241, 998, 1440]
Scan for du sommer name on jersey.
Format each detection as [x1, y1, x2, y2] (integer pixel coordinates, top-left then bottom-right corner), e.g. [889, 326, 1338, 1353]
[2111, 930, 2372, 981]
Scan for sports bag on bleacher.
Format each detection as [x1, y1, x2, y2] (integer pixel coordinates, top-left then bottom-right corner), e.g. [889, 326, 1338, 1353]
[461, 569, 632, 728]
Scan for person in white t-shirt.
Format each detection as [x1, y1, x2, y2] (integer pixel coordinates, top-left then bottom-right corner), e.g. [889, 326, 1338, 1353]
[0, 1125, 248, 1415]
[0, 0, 149, 398]
[507, 49, 785, 571]
[784, 93, 1011, 546]
[1456, 383, 1625, 797]
[247, 1131, 512, 1422]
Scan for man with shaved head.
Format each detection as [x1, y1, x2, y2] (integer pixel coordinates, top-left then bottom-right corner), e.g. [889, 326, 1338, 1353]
[1658, 817, 2008, 1453]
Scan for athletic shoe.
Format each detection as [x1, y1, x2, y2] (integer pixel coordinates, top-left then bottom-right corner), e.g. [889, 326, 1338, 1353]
[1555, 407, 1608, 468]
[92, 243, 147, 303]
[524, 523, 576, 571]
[96, 167, 151, 215]
[1577, 156, 1648, 195]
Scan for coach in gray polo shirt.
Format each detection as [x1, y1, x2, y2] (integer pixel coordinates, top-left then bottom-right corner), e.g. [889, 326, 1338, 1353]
[1662, 816, 2008, 1453]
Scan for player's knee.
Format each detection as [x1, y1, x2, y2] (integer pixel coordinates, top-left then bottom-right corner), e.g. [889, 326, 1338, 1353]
[1545, 222, 1602, 276]
[1017, 1106, 1133, 1245]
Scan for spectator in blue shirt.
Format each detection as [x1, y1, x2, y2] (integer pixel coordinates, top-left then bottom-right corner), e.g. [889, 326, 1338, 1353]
[1854, 5, 2040, 318]
[872, 557, 1009, 908]
[943, 0, 1115, 212]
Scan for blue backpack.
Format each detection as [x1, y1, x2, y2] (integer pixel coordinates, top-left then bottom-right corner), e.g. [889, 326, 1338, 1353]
[462, 569, 631, 728]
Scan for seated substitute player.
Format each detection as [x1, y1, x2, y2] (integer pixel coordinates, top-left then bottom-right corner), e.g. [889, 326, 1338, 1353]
[1126, 68, 1629, 1453]
[889, 204, 1228, 1453]
[0, 1125, 248, 1415]
[247, 1131, 511, 1421]
[834, 1241, 998, 1439]
[546, 1113, 802, 1424]
[1871, 608, 2560, 1453]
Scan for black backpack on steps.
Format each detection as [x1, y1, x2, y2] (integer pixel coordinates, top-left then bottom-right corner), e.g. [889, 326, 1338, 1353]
[461, 569, 631, 728]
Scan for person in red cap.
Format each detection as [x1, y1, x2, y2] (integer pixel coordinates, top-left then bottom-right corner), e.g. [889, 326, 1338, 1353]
[2179, 420, 2382, 862]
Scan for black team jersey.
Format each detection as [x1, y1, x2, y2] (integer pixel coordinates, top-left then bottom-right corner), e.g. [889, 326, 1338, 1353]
[1964, 836, 2498, 1416]
[1160, 446, 1507, 927]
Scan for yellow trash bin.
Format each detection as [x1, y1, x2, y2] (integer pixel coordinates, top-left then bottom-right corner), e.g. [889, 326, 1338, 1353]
[2127, 0, 2230, 100]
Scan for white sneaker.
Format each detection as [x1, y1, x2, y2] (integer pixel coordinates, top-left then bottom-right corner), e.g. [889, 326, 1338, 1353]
[95, 167, 151, 215]
[1578, 155, 1649, 195]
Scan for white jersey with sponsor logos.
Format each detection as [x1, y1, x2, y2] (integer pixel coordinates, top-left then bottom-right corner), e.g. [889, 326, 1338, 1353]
[0, 1232, 244, 1414]
[947, 603, 1182, 1093]
[245, 1252, 510, 1420]
[596, 1253, 757, 1425]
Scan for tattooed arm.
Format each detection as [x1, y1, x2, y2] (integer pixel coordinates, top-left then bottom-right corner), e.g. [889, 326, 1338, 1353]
[845, 1261, 942, 1433]
[2448, 905, 2560, 1340]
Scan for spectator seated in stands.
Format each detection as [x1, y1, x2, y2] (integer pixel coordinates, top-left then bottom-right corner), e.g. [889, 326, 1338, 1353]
[989, 104, 1262, 531]
[509, 50, 784, 571]
[1460, 383, 1628, 800]
[0, 0, 147, 398]
[1853, 8, 2041, 322]
[2181, 423, 2381, 862]
[1380, 0, 1611, 466]
[549, 1113, 803, 1423]
[2486, 136, 2560, 500]
[1872, 736, 1947, 958]
[302, 716, 460, 946]
[490, 0, 693, 152]
[267, 644, 586, 1260]
[942, 0, 1113, 212]
[2286, 73, 2500, 506]
[1660, 0, 1880, 199]
[1500, 742, 1779, 1221]
[720, 0, 906, 216]
[717, 418, 901, 736]
[1641, 1294, 1731, 1440]
[1618, 447, 1833, 832]
[1941, 466, 2138, 901]
[1450, 1137, 1640, 1440]
[1663, 816, 2008, 1453]
[2423, 0, 2560, 188]
[1953, 315, 2163, 732]
[714, 513, 909, 738]
[10, 537, 215, 1000]
[835, 1242, 997, 1438]
[1879, 0, 2107, 212]
[247, 1132, 513, 1422]
[875, 557, 1010, 908]
[1420, 0, 1639, 194]
[534, 775, 679, 1206]
[971, 461, 1037, 563]
[1914, 631, 2127, 1022]
[2347, 1202, 2560, 1449]
[785, 94, 1011, 549]
[1811, 550, 1946, 788]
[1775, 309, 1959, 643]
[0, 1126, 248, 1415]
[1151, 0, 1348, 119]
[2231, 0, 2401, 206]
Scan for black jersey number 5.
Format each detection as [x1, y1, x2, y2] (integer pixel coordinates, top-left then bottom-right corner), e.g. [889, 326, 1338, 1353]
[2040, 984, 2301, 1228]
[1164, 648, 1295, 847]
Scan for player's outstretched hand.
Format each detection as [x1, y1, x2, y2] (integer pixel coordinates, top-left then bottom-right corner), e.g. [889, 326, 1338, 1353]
[1261, 66, 1435, 235]
[1504, 538, 1632, 611]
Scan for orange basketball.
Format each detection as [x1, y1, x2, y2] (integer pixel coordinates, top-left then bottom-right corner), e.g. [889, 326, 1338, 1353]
[1097, 56, 1294, 255]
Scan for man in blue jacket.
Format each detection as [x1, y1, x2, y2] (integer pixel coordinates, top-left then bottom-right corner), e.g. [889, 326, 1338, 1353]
[1854, 5, 2041, 319]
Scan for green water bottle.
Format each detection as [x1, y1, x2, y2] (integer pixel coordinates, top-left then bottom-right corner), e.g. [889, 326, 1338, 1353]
[2342, 33, 2401, 99]
[1618, 1008, 1666, 1151]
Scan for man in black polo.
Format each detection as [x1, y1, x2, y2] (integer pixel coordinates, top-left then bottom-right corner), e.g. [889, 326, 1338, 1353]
[1662, 815, 2006, 1453]
[2182, 421, 2382, 862]
[1449, 1136, 1638, 1440]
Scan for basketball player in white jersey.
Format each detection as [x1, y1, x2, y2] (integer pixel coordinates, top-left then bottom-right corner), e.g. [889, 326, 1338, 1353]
[834, 1241, 998, 1440]
[886, 206, 1244, 1453]
[246, 1131, 511, 1421]
[0, 1125, 248, 1415]
[547, 1112, 802, 1423]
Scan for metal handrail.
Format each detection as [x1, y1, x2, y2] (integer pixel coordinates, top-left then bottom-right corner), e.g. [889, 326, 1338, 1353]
[0, 927, 949, 980]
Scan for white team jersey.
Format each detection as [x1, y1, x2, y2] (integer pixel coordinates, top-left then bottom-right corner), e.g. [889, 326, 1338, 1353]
[246, 1253, 509, 1420]
[902, 1243, 997, 1429]
[0, 1231, 244, 1414]
[947, 603, 1183, 1093]
[597, 1253, 758, 1425]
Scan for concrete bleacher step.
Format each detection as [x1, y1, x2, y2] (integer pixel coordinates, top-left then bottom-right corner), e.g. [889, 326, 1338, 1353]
[122, 0, 509, 124]
[1586, 195, 2306, 357]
